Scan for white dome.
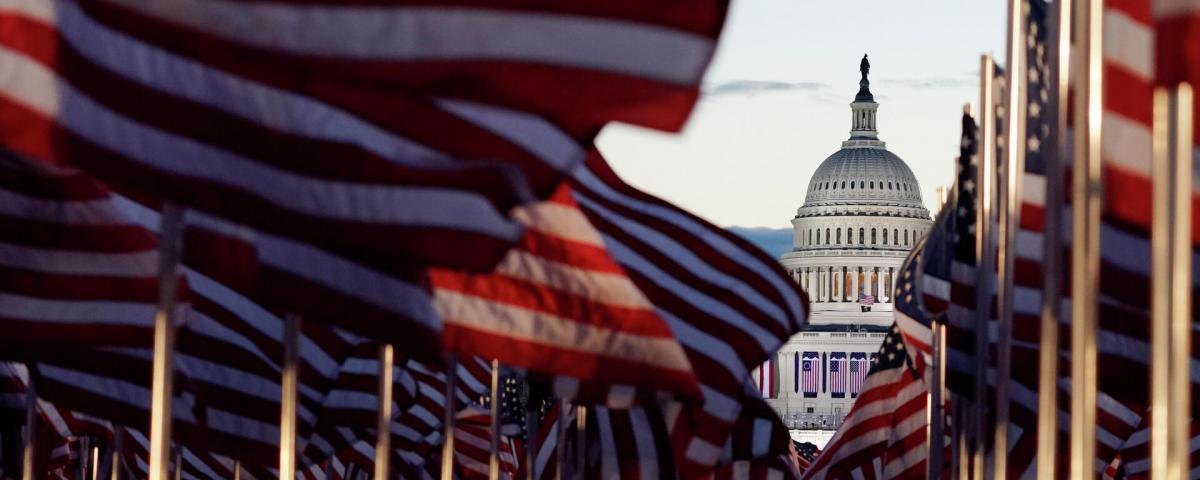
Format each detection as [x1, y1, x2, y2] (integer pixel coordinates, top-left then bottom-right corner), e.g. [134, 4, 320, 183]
[800, 146, 928, 219]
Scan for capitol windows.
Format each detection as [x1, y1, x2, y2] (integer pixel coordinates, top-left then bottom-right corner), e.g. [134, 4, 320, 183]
[859, 228, 865, 243]
[904, 230, 909, 246]
[871, 228, 877, 245]
[808, 230, 812, 245]
[893, 229, 899, 245]
[825, 228, 830, 245]
[836, 229, 841, 244]
[869, 181, 874, 189]
[883, 229, 888, 245]
[841, 181, 846, 189]
[860, 181, 865, 189]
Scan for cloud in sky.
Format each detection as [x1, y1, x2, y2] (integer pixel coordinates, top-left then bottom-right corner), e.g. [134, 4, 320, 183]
[703, 80, 829, 97]
[879, 75, 977, 90]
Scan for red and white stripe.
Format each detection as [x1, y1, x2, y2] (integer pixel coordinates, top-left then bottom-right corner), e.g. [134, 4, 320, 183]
[430, 183, 701, 404]
[79, 0, 726, 136]
[849, 356, 869, 397]
[453, 406, 520, 480]
[829, 356, 846, 397]
[0, 155, 183, 355]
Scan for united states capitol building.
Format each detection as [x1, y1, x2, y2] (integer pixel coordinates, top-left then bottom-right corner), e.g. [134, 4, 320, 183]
[765, 56, 932, 445]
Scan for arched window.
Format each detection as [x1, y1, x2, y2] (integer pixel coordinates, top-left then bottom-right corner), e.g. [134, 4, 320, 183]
[883, 229, 888, 245]
[860, 181, 865, 188]
[904, 230, 909, 246]
[847, 228, 853, 245]
[894, 229, 899, 246]
[869, 181, 874, 189]
[836, 229, 841, 244]
[841, 181, 846, 188]
[871, 228, 877, 245]
[825, 228, 830, 245]
[859, 228, 865, 244]
[850, 182, 855, 189]
[808, 230, 812, 245]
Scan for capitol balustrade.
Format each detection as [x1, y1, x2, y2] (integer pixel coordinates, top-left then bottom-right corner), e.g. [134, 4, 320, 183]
[782, 413, 845, 431]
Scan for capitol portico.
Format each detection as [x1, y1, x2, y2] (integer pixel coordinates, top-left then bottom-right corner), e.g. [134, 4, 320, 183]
[767, 55, 933, 440]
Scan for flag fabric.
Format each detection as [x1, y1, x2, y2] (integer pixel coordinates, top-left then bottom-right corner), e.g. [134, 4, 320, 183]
[0, 0, 585, 273]
[801, 353, 820, 398]
[0, 0, 729, 274]
[430, 182, 700, 404]
[829, 354, 846, 398]
[857, 292, 875, 306]
[849, 353, 869, 398]
[801, 324, 945, 480]
[1153, 0, 1200, 90]
[0, 153, 186, 355]
[452, 406, 522, 480]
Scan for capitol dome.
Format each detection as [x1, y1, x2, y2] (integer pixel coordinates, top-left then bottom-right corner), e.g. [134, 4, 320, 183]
[778, 54, 933, 327]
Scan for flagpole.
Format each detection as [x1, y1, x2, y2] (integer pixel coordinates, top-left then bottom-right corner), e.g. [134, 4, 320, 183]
[574, 405, 587, 480]
[148, 203, 184, 480]
[489, 359, 501, 480]
[975, 53, 998, 480]
[995, 0, 1028, 476]
[375, 344, 395, 480]
[1038, 0, 1071, 476]
[440, 353, 459, 480]
[111, 429, 122, 480]
[279, 313, 301, 480]
[927, 320, 945, 480]
[233, 460, 241, 480]
[21, 377, 34, 480]
[1070, 0, 1102, 476]
[172, 448, 181, 480]
[1150, 82, 1194, 480]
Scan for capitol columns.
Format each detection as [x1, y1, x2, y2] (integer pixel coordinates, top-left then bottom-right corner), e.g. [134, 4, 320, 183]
[851, 266, 860, 299]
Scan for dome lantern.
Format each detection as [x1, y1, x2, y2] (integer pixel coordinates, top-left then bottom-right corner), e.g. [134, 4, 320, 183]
[849, 54, 881, 142]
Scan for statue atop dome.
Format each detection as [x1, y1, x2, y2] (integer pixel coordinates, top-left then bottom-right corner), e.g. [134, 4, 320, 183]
[855, 54, 874, 102]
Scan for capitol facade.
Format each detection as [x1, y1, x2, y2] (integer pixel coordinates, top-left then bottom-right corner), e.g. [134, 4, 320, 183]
[765, 56, 932, 444]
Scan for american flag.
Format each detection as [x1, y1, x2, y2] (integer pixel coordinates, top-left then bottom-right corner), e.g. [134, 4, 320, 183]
[849, 353, 870, 398]
[0, 0, 727, 274]
[858, 292, 875, 306]
[801, 353, 820, 398]
[801, 324, 944, 480]
[829, 354, 846, 398]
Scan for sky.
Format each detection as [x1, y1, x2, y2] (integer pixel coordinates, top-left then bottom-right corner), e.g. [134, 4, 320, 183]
[596, 0, 1008, 229]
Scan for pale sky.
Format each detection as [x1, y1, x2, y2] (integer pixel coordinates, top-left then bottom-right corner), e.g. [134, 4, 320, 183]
[597, 0, 1008, 228]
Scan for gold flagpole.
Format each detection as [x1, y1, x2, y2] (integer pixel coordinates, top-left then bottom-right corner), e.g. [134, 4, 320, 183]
[1167, 83, 1193, 480]
[111, 429, 123, 480]
[975, 53, 998, 480]
[440, 353, 459, 480]
[489, 359, 502, 480]
[279, 313, 301, 480]
[928, 320, 945, 480]
[375, 344, 395, 479]
[1150, 82, 1193, 480]
[996, 0, 1028, 477]
[574, 405, 587, 480]
[233, 460, 241, 480]
[21, 376, 34, 480]
[172, 449, 181, 480]
[1038, 0, 1071, 476]
[148, 204, 184, 480]
[1070, 0, 1103, 476]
